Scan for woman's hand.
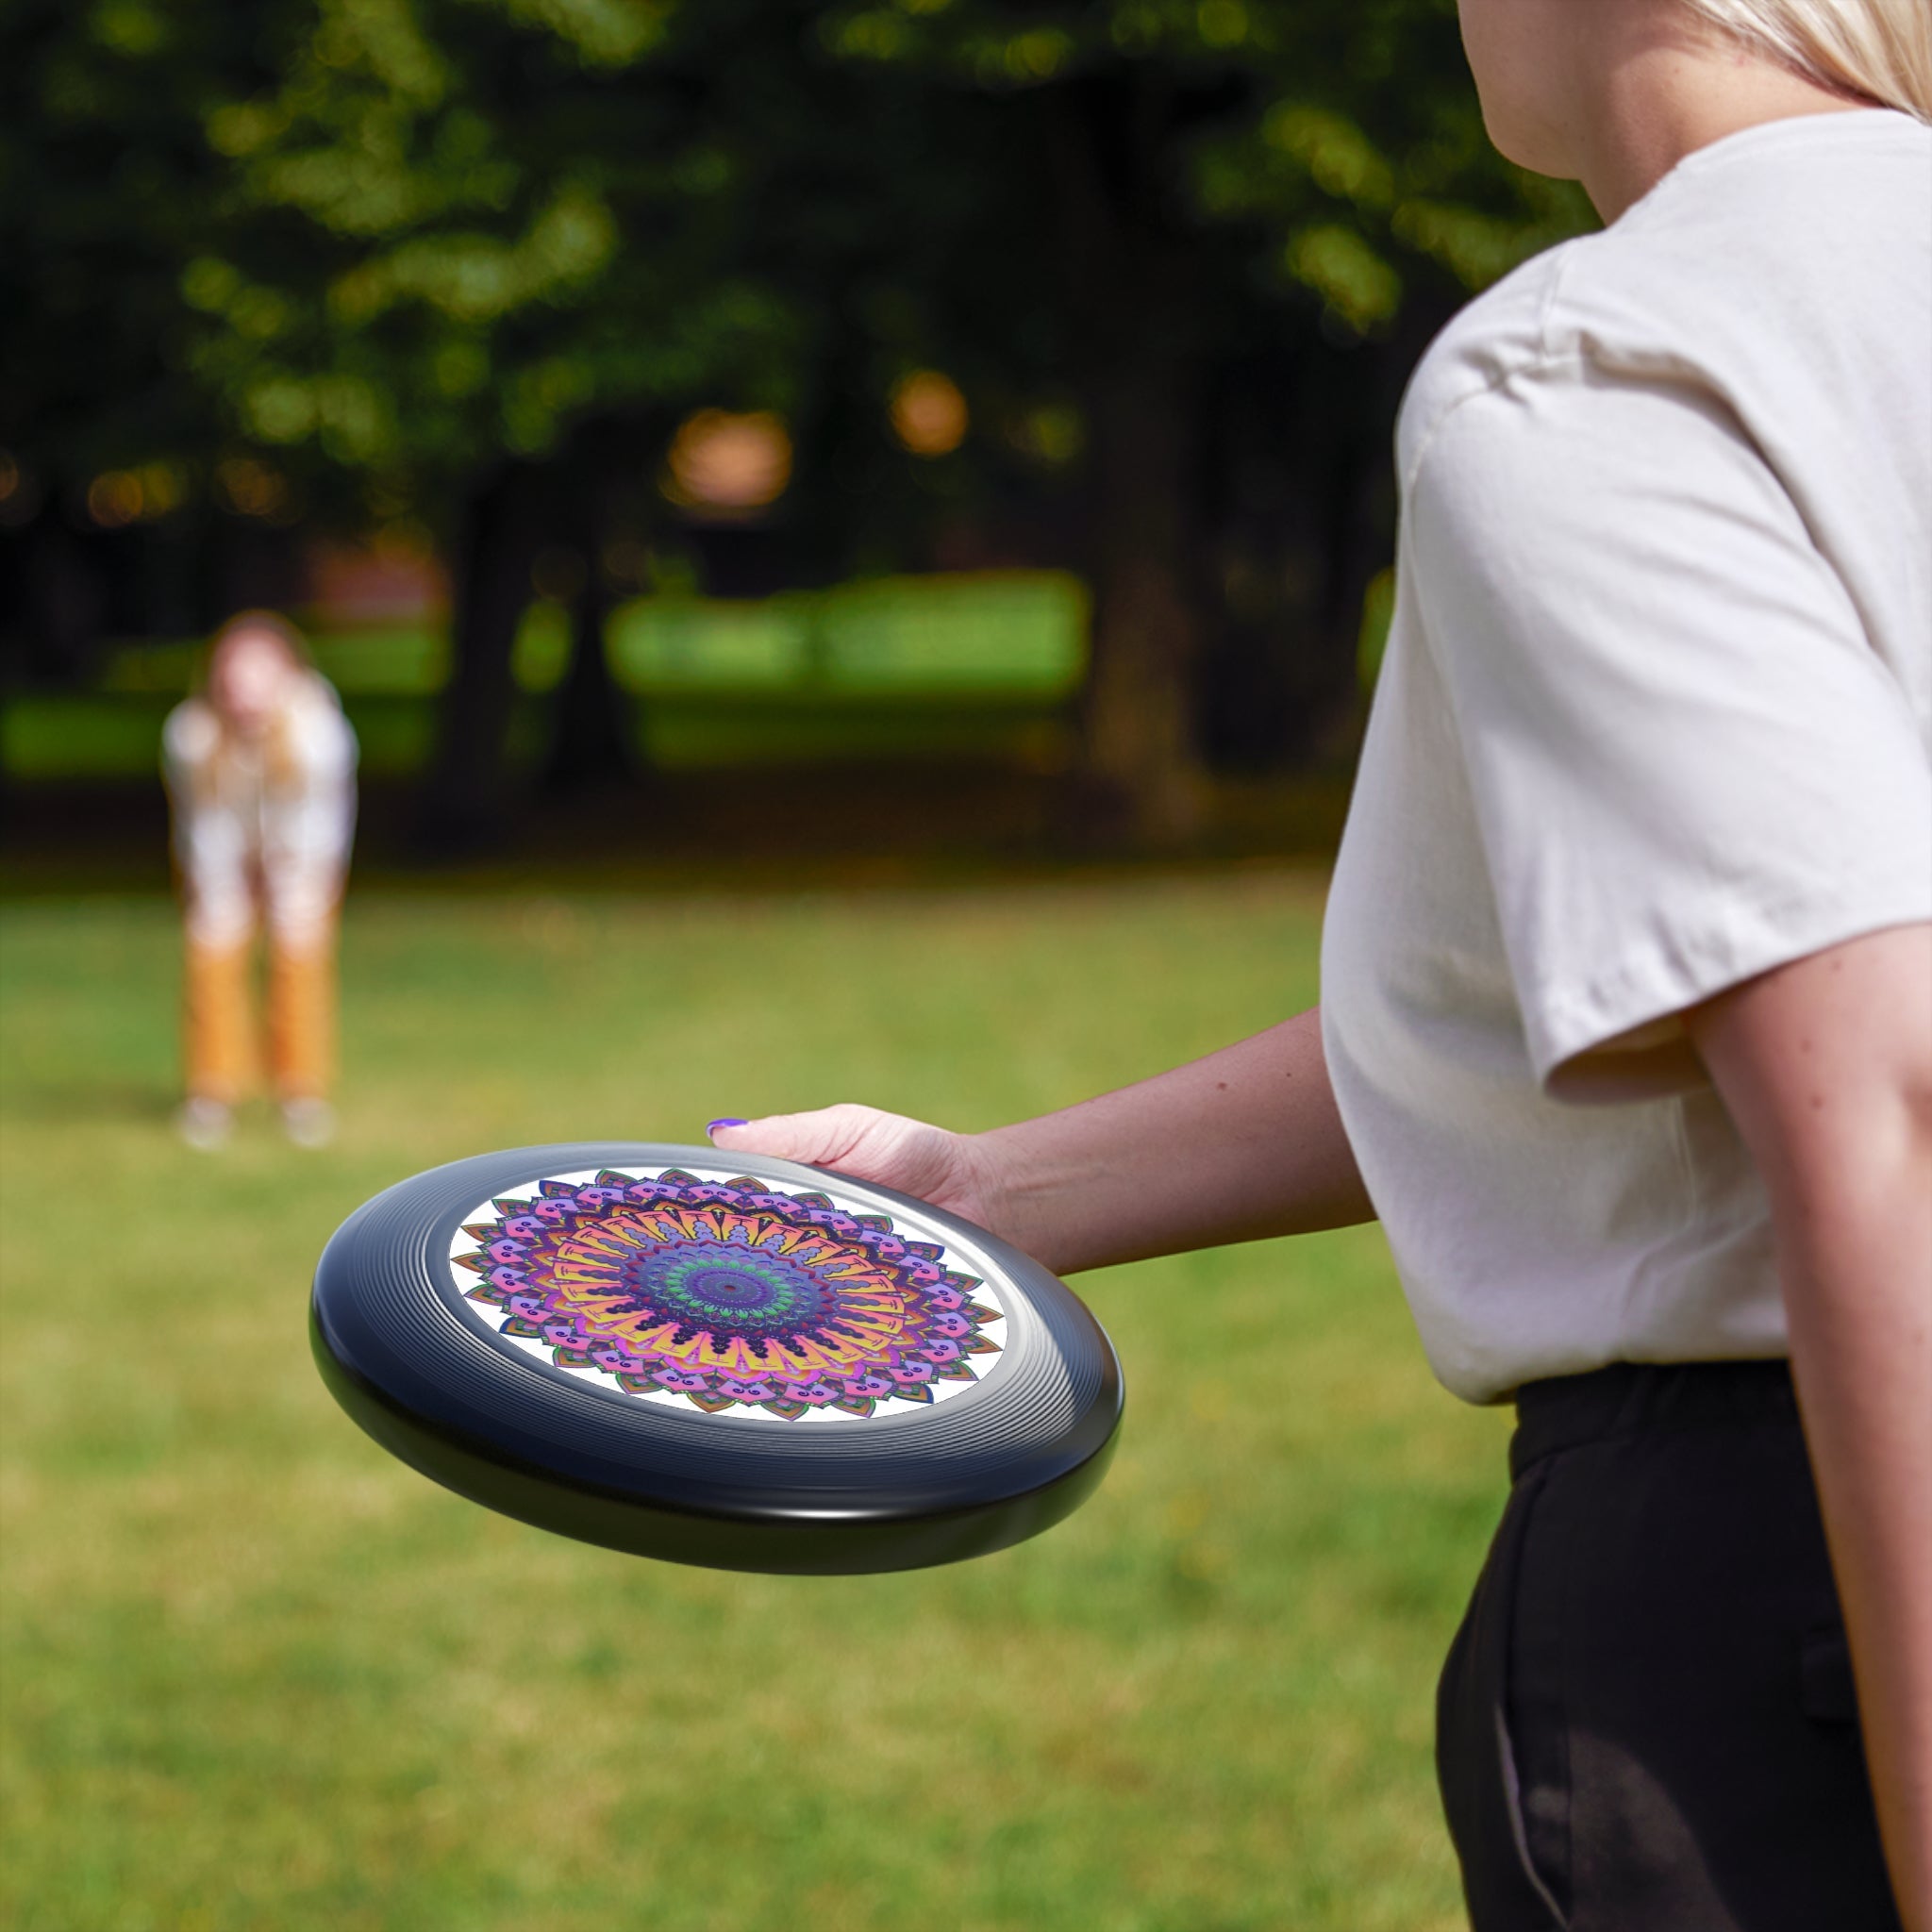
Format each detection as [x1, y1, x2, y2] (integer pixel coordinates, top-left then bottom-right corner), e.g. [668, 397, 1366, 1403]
[706, 1008, 1373, 1278]
[708, 1106, 1014, 1239]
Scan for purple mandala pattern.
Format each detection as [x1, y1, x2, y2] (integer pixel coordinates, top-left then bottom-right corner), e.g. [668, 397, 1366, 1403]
[452, 1169, 1004, 1421]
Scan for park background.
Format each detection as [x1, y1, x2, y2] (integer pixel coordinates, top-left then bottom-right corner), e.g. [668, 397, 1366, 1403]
[2, 3, 1594, 1925]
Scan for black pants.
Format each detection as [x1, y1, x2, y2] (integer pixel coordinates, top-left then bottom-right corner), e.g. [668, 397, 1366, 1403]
[1436, 1360, 1900, 1932]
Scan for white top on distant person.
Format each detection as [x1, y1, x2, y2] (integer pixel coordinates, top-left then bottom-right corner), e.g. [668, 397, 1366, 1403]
[163, 611, 358, 1150]
[706, 1, 1932, 1924]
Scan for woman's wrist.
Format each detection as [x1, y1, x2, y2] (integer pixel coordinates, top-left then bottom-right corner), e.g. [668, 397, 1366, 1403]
[958, 1124, 1066, 1271]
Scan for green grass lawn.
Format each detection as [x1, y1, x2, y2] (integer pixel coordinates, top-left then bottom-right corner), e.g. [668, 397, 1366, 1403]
[0, 874, 1507, 1932]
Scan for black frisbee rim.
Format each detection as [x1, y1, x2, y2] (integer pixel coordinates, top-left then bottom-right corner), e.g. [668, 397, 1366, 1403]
[310, 1142, 1124, 1574]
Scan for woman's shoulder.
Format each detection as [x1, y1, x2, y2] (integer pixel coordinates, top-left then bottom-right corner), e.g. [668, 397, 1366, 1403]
[1399, 110, 1931, 490]
[1395, 243, 1583, 484]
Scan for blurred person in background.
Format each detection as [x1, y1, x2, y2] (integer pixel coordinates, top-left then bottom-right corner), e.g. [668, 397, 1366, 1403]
[709, 0, 1932, 1926]
[163, 611, 358, 1151]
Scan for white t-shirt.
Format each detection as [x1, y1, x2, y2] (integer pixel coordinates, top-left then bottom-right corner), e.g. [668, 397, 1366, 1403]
[1322, 109, 1932, 1405]
[163, 671, 358, 950]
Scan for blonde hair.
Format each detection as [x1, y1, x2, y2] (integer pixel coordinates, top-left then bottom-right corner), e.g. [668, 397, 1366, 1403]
[1682, 0, 1932, 120]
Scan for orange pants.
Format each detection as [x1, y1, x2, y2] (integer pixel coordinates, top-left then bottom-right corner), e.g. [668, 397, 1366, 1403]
[184, 922, 337, 1105]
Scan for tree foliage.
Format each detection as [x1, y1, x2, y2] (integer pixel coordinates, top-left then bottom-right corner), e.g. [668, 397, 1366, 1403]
[4, 0, 1594, 837]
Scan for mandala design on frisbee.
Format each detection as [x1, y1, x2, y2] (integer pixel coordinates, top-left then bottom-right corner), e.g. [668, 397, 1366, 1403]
[450, 1168, 1006, 1422]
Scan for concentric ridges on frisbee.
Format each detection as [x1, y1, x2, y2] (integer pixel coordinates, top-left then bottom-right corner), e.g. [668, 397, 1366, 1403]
[314, 1142, 1118, 1519]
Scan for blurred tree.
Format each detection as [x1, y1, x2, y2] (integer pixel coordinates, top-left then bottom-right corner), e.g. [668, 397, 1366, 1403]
[166, 0, 807, 844]
[0, 0, 305, 681]
[193, 0, 1589, 841]
[806, 0, 1592, 834]
[4, 0, 1591, 842]
[153, 0, 997, 844]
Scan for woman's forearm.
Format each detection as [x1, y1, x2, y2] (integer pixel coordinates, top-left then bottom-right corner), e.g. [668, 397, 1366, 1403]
[1692, 924, 1932, 1930]
[970, 1005, 1375, 1276]
[1781, 1182, 1932, 1932]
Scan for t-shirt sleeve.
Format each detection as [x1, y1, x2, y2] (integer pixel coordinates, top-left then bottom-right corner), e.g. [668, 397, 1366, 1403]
[1407, 362, 1932, 1098]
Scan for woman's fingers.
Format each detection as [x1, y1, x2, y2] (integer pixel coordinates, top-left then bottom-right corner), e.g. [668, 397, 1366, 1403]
[708, 1106, 875, 1167]
[707, 1104, 975, 1212]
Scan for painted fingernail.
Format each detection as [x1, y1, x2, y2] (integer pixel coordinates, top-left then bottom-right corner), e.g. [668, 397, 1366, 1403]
[707, 1118, 748, 1136]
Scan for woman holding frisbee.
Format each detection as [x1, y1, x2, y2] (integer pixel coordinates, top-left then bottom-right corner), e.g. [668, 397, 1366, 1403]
[164, 611, 358, 1150]
[711, 1, 1931, 1924]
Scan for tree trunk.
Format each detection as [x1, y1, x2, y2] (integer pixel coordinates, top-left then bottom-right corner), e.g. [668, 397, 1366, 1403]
[1079, 360, 1205, 843]
[1045, 75, 1210, 847]
[542, 418, 659, 800]
[12, 508, 107, 687]
[417, 460, 542, 857]
[542, 554, 633, 797]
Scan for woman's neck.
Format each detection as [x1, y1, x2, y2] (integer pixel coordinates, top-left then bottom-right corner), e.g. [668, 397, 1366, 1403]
[1573, 15, 1876, 223]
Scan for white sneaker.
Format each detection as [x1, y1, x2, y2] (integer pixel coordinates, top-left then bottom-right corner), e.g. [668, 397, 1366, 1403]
[175, 1096, 233, 1151]
[280, 1097, 337, 1149]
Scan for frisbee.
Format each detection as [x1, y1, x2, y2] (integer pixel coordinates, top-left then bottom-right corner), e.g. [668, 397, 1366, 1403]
[309, 1142, 1123, 1574]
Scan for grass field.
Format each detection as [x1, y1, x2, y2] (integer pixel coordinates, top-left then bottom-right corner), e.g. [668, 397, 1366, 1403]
[0, 874, 1507, 1931]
